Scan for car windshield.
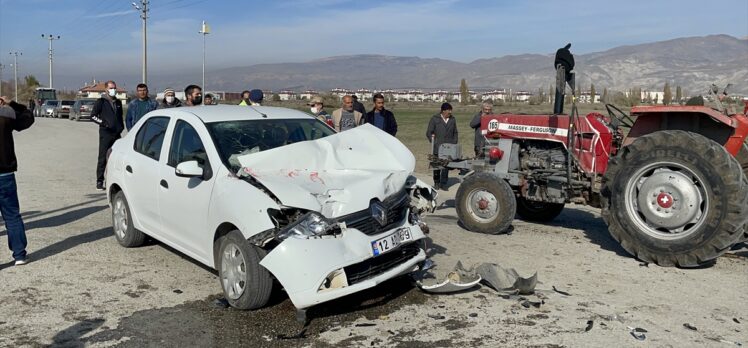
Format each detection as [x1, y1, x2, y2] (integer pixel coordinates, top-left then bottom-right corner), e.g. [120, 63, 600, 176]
[36, 90, 56, 100]
[45, 100, 59, 106]
[81, 100, 96, 105]
[61, 101, 75, 106]
[206, 118, 335, 172]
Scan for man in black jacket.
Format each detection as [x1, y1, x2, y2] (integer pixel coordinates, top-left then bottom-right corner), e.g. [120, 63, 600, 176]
[0, 96, 34, 265]
[426, 103, 458, 190]
[364, 93, 397, 136]
[469, 101, 493, 157]
[91, 80, 124, 190]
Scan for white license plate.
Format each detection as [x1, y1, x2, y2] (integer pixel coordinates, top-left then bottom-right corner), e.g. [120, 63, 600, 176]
[371, 228, 413, 256]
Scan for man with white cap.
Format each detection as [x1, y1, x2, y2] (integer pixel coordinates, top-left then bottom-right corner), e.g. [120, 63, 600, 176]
[308, 96, 331, 126]
[159, 88, 182, 109]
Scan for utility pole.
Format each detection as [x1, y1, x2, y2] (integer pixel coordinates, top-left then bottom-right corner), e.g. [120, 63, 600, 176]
[9, 51, 21, 101]
[199, 21, 210, 91]
[41, 34, 61, 88]
[132, 1, 149, 84]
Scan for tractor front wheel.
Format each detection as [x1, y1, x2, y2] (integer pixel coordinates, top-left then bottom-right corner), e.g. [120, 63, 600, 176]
[456, 173, 516, 234]
[602, 130, 748, 267]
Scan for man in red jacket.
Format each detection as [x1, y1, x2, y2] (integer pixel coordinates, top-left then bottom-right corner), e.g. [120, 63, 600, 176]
[0, 96, 34, 265]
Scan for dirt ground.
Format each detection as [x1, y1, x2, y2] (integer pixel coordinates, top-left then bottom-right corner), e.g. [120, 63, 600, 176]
[1, 117, 746, 347]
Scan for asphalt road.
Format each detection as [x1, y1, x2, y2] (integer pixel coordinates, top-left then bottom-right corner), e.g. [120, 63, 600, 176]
[1, 117, 746, 347]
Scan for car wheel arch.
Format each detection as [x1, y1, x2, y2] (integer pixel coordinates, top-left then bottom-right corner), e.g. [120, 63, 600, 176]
[213, 222, 239, 267]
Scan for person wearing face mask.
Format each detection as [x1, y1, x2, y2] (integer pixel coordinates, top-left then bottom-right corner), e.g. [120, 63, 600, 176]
[91, 80, 124, 190]
[159, 88, 182, 109]
[308, 96, 331, 126]
[183, 84, 203, 106]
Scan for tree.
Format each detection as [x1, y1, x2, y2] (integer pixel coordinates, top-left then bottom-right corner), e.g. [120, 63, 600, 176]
[653, 93, 659, 104]
[271, 93, 281, 102]
[663, 82, 672, 105]
[602, 88, 608, 104]
[459, 79, 469, 105]
[675, 85, 682, 105]
[549, 84, 554, 104]
[590, 83, 596, 104]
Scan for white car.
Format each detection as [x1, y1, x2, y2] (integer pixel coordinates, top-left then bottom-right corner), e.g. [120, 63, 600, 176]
[106, 105, 437, 310]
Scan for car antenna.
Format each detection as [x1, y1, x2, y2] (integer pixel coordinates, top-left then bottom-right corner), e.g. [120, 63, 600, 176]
[248, 105, 268, 118]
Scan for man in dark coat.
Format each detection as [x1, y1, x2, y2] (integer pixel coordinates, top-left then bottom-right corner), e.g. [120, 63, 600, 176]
[553, 43, 574, 114]
[469, 101, 493, 157]
[91, 80, 124, 190]
[351, 94, 366, 115]
[0, 96, 34, 265]
[364, 93, 397, 136]
[426, 102, 458, 190]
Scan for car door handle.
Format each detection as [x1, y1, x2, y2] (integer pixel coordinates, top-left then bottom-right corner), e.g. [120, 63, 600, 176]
[160, 179, 169, 189]
[125, 165, 133, 173]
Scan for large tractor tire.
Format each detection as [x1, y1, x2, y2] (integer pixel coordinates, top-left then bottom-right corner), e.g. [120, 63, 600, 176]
[601, 130, 748, 267]
[516, 198, 565, 222]
[736, 141, 748, 243]
[456, 173, 516, 234]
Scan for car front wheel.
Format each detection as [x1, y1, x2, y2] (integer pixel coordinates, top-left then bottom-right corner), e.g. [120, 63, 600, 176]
[217, 230, 273, 310]
[112, 191, 146, 247]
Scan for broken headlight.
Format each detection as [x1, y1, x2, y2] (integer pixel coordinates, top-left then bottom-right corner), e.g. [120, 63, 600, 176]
[276, 212, 335, 240]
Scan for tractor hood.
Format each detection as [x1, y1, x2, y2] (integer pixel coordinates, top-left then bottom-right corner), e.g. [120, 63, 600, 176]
[237, 124, 417, 218]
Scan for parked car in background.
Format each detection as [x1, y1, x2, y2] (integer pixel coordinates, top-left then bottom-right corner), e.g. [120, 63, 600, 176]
[106, 105, 437, 310]
[70, 99, 97, 121]
[42, 100, 59, 117]
[57, 100, 75, 118]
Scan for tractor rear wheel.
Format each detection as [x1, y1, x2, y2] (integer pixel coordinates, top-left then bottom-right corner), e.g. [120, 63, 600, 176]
[456, 173, 516, 234]
[602, 130, 748, 267]
[736, 141, 748, 242]
[516, 198, 564, 222]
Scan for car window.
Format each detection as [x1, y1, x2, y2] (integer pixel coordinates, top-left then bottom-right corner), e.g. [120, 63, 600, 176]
[62, 101, 75, 106]
[168, 120, 208, 168]
[82, 100, 96, 105]
[206, 118, 335, 171]
[134, 117, 170, 161]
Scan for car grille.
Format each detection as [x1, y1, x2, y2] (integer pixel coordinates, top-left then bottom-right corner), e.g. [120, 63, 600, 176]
[344, 242, 421, 286]
[338, 190, 410, 236]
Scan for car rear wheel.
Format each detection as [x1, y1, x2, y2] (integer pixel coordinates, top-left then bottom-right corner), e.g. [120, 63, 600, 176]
[602, 130, 748, 267]
[217, 230, 273, 310]
[112, 191, 146, 247]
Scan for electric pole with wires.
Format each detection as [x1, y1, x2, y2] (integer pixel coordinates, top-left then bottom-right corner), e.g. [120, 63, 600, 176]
[132, 0, 149, 84]
[41, 34, 61, 88]
[199, 20, 210, 92]
[9, 51, 21, 101]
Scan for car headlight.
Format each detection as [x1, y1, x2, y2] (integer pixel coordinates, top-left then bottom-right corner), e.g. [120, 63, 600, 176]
[276, 212, 335, 240]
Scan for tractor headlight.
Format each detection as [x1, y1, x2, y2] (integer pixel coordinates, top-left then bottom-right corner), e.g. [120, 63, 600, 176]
[277, 212, 335, 240]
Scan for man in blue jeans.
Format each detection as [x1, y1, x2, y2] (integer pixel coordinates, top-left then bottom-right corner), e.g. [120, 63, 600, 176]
[0, 96, 34, 265]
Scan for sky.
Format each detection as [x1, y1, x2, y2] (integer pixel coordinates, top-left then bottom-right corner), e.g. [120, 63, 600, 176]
[0, 0, 746, 90]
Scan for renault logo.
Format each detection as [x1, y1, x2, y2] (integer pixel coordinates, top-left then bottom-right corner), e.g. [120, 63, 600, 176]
[371, 202, 388, 226]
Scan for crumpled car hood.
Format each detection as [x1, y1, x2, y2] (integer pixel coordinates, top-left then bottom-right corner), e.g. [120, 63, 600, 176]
[238, 124, 416, 217]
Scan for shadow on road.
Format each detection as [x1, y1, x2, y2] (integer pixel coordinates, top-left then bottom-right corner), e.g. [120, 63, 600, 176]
[51, 317, 105, 348]
[1, 202, 107, 237]
[26, 227, 111, 263]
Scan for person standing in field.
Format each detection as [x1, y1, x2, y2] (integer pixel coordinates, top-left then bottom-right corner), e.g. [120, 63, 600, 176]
[364, 93, 397, 136]
[426, 102, 458, 190]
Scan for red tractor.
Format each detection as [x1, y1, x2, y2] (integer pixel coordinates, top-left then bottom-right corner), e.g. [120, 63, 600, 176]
[439, 72, 748, 266]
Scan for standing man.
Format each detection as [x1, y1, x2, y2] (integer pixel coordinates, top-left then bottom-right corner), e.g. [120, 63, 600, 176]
[331, 95, 364, 132]
[0, 96, 34, 265]
[365, 93, 397, 136]
[351, 94, 366, 115]
[426, 102, 458, 190]
[125, 83, 158, 130]
[183, 85, 203, 106]
[469, 101, 493, 157]
[308, 96, 331, 125]
[91, 80, 124, 191]
[238, 90, 251, 105]
[159, 88, 182, 109]
[204, 93, 215, 105]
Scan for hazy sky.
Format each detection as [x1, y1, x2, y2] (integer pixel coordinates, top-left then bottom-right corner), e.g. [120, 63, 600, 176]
[0, 0, 746, 89]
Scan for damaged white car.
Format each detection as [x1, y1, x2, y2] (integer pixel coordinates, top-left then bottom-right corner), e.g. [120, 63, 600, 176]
[105, 105, 437, 310]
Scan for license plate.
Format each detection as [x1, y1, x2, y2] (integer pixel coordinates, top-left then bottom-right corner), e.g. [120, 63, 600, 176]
[371, 228, 413, 256]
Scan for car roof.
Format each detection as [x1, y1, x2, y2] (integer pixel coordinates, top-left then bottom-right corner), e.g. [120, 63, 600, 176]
[154, 105, 316, 123]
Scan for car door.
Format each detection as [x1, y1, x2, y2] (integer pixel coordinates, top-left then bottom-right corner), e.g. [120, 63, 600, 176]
[157, 117, 217, 262]
[123, 116, 171, 236]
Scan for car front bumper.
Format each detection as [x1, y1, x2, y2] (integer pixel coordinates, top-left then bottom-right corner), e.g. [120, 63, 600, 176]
[260, 222, 428, 309]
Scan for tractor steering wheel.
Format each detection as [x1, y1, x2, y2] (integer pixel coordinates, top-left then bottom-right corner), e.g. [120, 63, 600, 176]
[605, 103, 635, 129]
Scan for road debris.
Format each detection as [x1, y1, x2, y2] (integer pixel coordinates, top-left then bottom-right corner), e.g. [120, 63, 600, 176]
[734, 318, 741, 324]
[413, 261, 482, 294]
[475, 263, 537, 294]
[628, 327, 648, 340]
[212, 298, 229, 308]
[684, 323, 698, 331]
[585, 320, 594, 332]
[354, 323, 377, 327]
[552, 286, 571, 296]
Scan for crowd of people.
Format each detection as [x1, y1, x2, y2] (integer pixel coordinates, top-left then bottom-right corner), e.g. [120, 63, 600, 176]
[0, 79, 495, 266]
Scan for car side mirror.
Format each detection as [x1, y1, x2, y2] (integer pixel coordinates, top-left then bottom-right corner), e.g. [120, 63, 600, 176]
[175, 160, 204, 178]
